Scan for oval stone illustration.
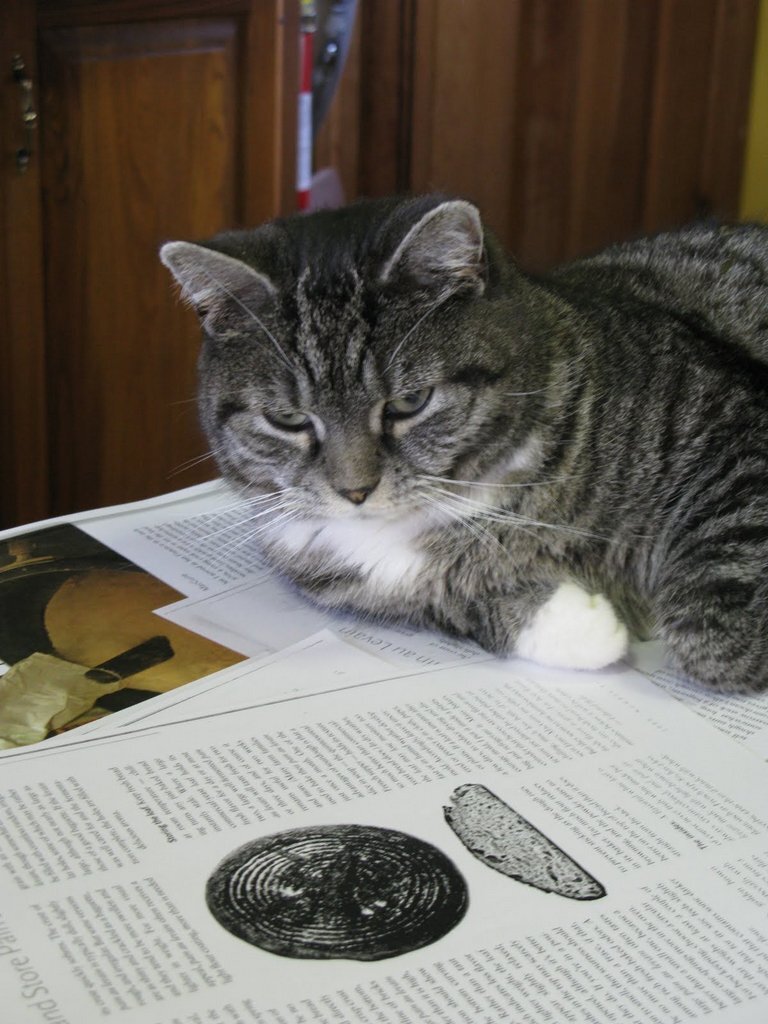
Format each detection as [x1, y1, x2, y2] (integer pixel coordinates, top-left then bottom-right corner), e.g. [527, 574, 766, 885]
[206, 824, 469, 960]
[445, 783, 606, 900]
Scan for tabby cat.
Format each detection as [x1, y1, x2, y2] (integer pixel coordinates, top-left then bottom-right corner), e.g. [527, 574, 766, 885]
[161, 195, 768, 693]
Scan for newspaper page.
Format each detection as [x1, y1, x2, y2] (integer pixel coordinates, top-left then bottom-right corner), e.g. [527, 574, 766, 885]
[630, 643, 768, 759]
[77, 481, 485, 670]
[2, 656, 768, 1024]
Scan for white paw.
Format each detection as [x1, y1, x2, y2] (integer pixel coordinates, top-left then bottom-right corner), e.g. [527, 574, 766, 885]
[515, 582, 628, 670]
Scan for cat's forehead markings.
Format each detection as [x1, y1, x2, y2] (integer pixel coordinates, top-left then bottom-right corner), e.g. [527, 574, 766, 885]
[295, 266, 370, 384]
[297, 267, 359, 330]
[295, 265, 364, 316]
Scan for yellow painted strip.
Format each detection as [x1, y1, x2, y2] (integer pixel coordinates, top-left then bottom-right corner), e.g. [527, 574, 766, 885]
[741, 0, 768, 221]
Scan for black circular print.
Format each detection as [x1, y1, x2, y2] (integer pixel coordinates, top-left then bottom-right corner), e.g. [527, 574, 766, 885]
[205, 824, 468, 960]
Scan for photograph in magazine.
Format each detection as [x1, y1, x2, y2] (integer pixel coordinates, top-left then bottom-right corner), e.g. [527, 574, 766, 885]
[0, 523, 245, 748]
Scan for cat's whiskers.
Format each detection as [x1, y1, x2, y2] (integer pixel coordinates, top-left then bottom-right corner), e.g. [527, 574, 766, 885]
[167, 449, 222, 477]
[420, 472, 580, 491]
[498, 352, 584, 403]
[231, 508, 303, 550]
[204, 503, 292, 540]
[431, 490, 539, 543]
[202, 491, 290, 521]
[199, 489, 303, 540]
[202, 484, 301, 517]
[418, 490, 512, 553]
[423, 483, 607, 541]
[212, 503, 304, 564]
[501, 384, 562, 398]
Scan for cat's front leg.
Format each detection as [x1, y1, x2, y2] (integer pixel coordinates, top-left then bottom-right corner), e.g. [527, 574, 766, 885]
[273, 534, 628, 672]
[455, 580, 629, 671]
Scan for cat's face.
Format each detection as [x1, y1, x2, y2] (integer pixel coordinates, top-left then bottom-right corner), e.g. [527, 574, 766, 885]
[161, 198, 541, 525]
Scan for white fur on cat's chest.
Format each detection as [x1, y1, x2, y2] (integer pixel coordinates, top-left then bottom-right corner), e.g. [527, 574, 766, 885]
[275, 515, 428, 591]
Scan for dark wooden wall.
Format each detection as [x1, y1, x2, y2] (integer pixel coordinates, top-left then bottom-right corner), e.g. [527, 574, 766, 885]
[317, 0, 759, 270]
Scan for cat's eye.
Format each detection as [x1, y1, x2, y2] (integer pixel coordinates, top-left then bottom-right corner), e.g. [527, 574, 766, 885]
[265, 409, 312, 432]
[383, 388, 433, 420]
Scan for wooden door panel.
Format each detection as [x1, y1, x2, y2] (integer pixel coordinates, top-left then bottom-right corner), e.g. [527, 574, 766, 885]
[410, 0, 522, 247]
[0, 0, 49, 529]
[643, 0, 721, 231]
[40, 18, 239, 513]
[401, 0, 758, 269]
[561, 0, 658, 258]
[409, 0, 660, 267]
[647, 0, 759, 230]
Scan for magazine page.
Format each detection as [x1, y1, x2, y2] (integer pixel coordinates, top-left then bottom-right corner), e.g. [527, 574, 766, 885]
[81, 636, 652, 742]
[0, 483, 481, 751]
[2, 658, 767, 1024]
[0, 634, 343, 751]
[0, 478, 276, 612]
[0, 481, 226, 546]
[79, 480, 487, 669]
[0, 512, 248, 748]
[94, 488, 487, 670]
[82, 481, 272, 597]
[3, 475, 768, 772]
[77, 632, 415, 737]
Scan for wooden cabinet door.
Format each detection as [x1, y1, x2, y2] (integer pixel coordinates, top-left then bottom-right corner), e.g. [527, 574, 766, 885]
[1, 0, 49, 529]
[408, 0, 759, 270]
[0, 0, 296, 527]
[329, 1, 759, 270]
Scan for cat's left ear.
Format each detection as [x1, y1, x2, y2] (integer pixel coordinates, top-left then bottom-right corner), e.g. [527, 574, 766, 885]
[159, 241, 276, 332]
[380, 200, 485, 295]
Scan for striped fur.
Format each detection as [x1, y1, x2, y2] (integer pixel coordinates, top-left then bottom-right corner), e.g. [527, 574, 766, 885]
[161, 196, 768, 693]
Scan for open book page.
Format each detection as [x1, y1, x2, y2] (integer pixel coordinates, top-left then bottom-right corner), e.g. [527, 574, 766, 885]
[78, 480, 270, 596]
[1, 657, 767, 1024]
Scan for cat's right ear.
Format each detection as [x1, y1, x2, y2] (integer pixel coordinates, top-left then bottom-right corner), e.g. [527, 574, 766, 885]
[159, 242, 276, 332]
[380, 200, 485, 296]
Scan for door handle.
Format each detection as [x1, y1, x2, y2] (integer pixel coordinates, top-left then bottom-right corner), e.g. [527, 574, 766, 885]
[11, 54, 37, 174]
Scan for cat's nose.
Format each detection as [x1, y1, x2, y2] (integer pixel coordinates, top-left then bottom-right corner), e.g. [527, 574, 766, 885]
[337, 484, 377, 505]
